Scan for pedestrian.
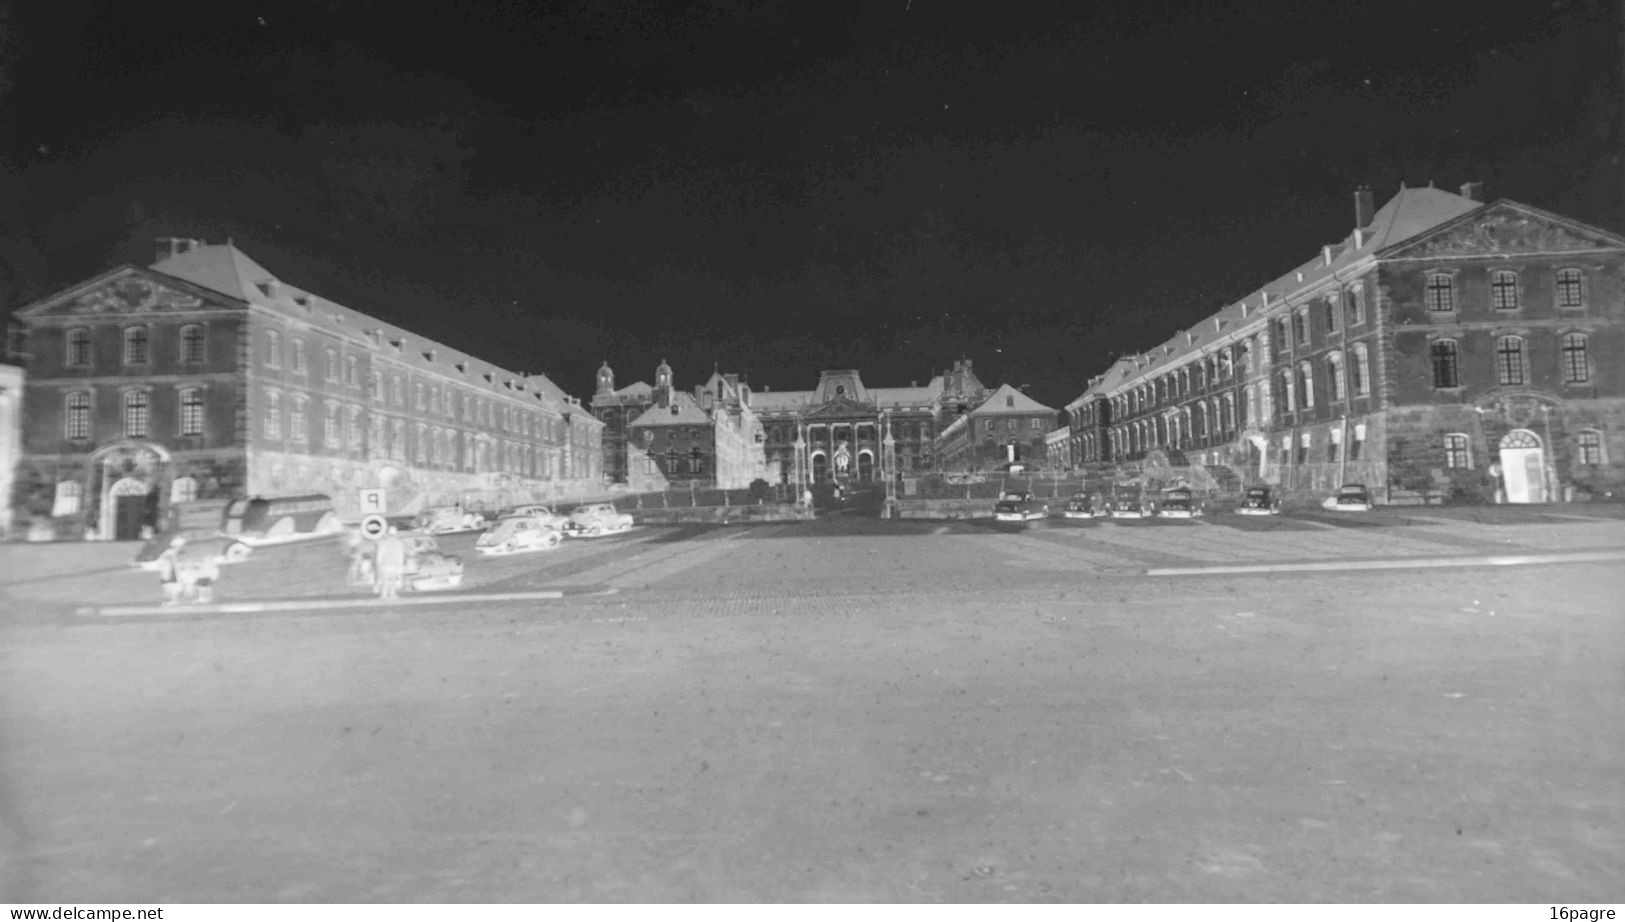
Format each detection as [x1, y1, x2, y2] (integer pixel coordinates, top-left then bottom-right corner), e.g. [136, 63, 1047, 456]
[156, 536, 184, 606]
[373, 527, 407, 600]
[188, 551, 221, 604]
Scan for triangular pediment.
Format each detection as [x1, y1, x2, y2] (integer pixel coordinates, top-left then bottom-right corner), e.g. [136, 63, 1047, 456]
[1383, 201, 1625, 260]
[803, 396, 878, 419]
[18, 267, 242, 319]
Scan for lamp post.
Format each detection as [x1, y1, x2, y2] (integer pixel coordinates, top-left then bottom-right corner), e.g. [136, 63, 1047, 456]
[792, 416, 808, 508]
[881, 411, 898, 518]
[1539, 403, 1559, 503]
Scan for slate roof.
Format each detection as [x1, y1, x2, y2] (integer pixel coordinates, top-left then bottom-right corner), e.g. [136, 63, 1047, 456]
[968, 383, 1058, 416]
[750, 375, 947, 414]
[147, 244, 593, 422]
[628, 391, 712, 427]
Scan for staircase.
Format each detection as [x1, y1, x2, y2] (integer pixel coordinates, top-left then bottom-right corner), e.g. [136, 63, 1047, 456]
[1203, 464, 1242, 495]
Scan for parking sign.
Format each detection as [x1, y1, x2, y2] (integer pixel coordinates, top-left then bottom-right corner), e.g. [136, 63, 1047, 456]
[358, 488, 386, 515]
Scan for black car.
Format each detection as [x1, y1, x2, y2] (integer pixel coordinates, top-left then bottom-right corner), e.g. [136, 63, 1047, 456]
[1157, 486, 1204, 518]
[1104, 483, 1152, 519]
[1236, 486, 1282, 516]
[993, 491, 1048, 522]
[1062, 491, 1100, 519]
[1323, 483, 1374, 512]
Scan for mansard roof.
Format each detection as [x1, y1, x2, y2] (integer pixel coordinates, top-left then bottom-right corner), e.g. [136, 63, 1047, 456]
[628, 391, 712, 427]
[145, 243, 595, 424]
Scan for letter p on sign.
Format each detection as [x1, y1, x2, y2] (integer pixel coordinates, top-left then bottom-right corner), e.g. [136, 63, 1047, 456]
[359, 489, 386, 515]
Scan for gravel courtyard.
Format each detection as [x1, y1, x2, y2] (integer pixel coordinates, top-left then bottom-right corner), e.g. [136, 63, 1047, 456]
[1, 513, 1621, 902]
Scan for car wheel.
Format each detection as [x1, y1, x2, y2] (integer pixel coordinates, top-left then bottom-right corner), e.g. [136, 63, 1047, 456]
[503, 542, 517, 553]
[588, 524, 603, 537]
[224, 542, 252, 562]
[544, 531, 562, 549]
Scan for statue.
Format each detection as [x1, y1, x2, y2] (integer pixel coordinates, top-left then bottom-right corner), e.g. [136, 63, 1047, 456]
[834, 441, 851, 474]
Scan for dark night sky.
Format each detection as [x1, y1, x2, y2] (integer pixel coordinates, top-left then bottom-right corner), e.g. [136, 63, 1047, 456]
[1, 0, 1620, 409]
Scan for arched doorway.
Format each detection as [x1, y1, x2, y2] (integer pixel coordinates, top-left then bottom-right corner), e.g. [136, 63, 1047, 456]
[1498, 429, 1547, 503]
[810, 451, 829, 484]
[107, 476, 157, 541]
[857, 450, 874, 482]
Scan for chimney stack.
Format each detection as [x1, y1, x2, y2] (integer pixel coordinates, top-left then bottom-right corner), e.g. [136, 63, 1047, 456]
[155, 237, 202, 263]
[1459, 182, 1484, 202]
[1354, 186, 1375, 229]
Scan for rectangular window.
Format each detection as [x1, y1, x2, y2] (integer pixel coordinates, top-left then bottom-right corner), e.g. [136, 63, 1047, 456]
[64, 392, 91, 440]
[123, 328, 149, 365]
[371, 370, 384, 402]
[122, 391, 149, 438]
[1426, 274, 1454, 312]
[1347, 286, 1366, 326]
[66, 329, 92, 367]
[1496, 337, 1525, 386]
[291, 339, 306, 374]
[290, 400, 307, 443]
[325, 349, 339, 382]
[1351, 424, 1365, 460]
[1491, 272, 1519, 311]
[392, 375, 404, 406]
[1562, 334, 1589, 384]
[1431, 341, 1460, 388]
[179, 389, 204, 436]
[345, 355, 359, 388]
[179, 325, 206, 364]
[265, 331, 281, 367]
[1294, 310, 1310, 345]
[1323, 300, 1339, 333]
[1557, 269, 1585, 309]
[1578, 431, 1603, 465]
[1296, 433, 1310, 465]
[1328, 428, 1342, 463]
[1444, 434, 1471, 469]
[264, 392, 281, 439]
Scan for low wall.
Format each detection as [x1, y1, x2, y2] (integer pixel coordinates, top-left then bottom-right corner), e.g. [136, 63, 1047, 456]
[632, 504, 815, 524]
[894, 499, 996, 520]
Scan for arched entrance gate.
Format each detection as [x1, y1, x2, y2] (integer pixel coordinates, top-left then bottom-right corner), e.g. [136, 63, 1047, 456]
[1498, 429, 1547, 504]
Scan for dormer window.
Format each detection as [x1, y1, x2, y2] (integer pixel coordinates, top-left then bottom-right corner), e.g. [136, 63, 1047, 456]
[670, 405, 680, 416]
[1006, 395, 1014, 407]
[255, 281, 275, 297]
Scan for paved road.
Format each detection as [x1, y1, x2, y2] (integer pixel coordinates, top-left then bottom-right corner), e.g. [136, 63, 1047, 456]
[1, 511, 1622, 901]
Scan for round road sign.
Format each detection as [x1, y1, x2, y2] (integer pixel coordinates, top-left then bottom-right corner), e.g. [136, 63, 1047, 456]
[360, 513, 389, 540]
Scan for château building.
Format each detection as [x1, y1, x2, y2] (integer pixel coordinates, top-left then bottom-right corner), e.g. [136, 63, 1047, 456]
[1062, 183, 1625, 504]
[8, 239, 602, 539]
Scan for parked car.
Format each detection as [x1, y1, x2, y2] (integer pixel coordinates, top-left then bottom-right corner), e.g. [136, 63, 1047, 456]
[565, 502, 635, 537]
[1236, 486, 1282, 516]
[1323, 483, 1374, 512]
[221, 494, 343, 549]
[993, 491, 1048, 522]
[413, 505, 487, 535]
[1103, 483, 1153, 519]
[404, 551, 465, 592]
[1061, 491, 1101, 519]
[1156, 486, 1204, 518]
[475, 514, 565, 555]
[132, 528, 246, 570]
[497, 504, 571, 530]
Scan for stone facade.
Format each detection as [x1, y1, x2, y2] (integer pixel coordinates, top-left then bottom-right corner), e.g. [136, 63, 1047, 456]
[9, 239, 603, 540]
[1061, 184, 1625, 504]
[620, 360, 770, 490]
[935, 383, 1061, 471]
[0, 364, 22, 537]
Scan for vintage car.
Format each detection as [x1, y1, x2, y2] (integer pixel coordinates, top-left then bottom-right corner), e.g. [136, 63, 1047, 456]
[498, 504, 572, 530]
[1236, 486, 1283, 516]
[1156, 486, 1204, 518]
[564, 502, 635, 537]
[1323, 483, 1374, 512]
[413, 505, 487, 535]
[1061, 491, 1100, 520]
[132, 528, 246, 570]
[993, 491, 1048, 522]
[1102, 483, 1153, 519]
[404, 551, 465, 592]
[475, 514, 565, 555]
